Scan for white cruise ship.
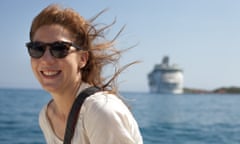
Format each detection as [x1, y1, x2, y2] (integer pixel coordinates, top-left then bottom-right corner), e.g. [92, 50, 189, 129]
[148, 56, 184, 94]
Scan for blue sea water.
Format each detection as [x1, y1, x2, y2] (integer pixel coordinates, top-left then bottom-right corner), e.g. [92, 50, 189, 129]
[1, 89, 240, 144]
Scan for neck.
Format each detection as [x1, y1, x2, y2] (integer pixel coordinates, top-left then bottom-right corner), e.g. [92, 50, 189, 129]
[50, 83, 81, 120]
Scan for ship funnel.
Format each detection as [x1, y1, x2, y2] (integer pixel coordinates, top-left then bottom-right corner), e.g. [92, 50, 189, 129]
[162, 56, 169, 66]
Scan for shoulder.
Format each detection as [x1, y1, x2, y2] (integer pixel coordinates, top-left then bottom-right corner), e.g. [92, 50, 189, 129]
[39, 104, 52, 134]
[80, 91, 143, 143]
[82, 91, 133, 126]
[83, 91, 130, 118]
[39, 104, 47, 128]
[38, 105, 53, 140]
[39, 100, 53, 129]
[39, 103, 63, 144]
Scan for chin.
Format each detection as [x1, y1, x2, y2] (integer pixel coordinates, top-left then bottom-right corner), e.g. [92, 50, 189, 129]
[41, 84, 61, 94]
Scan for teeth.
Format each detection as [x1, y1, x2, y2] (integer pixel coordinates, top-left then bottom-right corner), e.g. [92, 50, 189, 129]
[42, 71, 59, 76]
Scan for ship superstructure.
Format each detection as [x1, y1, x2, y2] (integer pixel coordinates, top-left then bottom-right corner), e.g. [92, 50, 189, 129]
[148, 56, 184, 94]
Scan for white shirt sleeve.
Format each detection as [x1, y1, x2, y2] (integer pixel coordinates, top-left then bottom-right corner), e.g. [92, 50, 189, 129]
[82, 92, 143, 144]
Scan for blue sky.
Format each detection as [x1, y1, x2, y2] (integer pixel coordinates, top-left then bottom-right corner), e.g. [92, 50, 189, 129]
[1, 0, 240, 92]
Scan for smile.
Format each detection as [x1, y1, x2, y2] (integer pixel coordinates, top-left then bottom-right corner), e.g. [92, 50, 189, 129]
[41, 71, 61, 77]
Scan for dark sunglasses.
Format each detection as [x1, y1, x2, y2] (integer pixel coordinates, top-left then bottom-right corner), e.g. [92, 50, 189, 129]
[25, 41, 82, 59]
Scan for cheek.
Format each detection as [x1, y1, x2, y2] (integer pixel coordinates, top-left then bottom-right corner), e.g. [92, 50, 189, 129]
[30, 59, 35, 71]
[64, 55, 81, 73]
[30, 59, 39, 76]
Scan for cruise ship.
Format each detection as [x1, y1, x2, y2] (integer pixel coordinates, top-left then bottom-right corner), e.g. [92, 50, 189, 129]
[148, 56, 184, 94]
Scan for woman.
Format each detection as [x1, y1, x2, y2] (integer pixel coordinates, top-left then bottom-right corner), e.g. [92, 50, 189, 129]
[26, 4, 143, 144]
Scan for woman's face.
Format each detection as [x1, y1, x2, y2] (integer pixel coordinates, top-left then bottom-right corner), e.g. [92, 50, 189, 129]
[31, 24, 88, 94]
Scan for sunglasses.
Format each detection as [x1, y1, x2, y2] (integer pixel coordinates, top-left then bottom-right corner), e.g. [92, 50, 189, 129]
[25, 41, 82, 59]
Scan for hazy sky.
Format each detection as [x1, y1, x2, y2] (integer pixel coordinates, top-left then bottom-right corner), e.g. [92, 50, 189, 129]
[1, 0, 240, 92]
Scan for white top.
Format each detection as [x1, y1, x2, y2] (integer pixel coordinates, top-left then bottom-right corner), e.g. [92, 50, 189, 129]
[39, 83, 143, 144]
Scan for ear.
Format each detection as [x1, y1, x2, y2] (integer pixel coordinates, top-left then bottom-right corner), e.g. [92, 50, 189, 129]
[79, 51, 89, 69]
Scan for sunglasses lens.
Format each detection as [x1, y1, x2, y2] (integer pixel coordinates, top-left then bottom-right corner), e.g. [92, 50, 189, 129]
[51, 42, 69, 58]
[26, 42, 45, 58]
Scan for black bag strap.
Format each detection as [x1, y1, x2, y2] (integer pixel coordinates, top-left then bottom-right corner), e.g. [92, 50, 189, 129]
[63, 86, 101, 144]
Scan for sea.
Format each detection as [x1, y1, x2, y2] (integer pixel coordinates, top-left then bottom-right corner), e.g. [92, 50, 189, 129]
[1, 89, 240, 144]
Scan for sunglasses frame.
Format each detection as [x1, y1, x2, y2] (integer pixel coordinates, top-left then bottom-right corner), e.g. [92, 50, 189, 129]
[26, 41, 83, 59]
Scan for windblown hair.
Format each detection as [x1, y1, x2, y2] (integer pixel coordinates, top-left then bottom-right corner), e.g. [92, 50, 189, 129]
[29, 4, 135, 93]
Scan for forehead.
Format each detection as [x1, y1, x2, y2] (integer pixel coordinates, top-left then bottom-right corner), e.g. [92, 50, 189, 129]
[32, 24, 74, 43]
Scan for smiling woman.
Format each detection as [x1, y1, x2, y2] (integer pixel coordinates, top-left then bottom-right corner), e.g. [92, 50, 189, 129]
[29, 24, 85, 94]
[25, 4, 142, 144]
